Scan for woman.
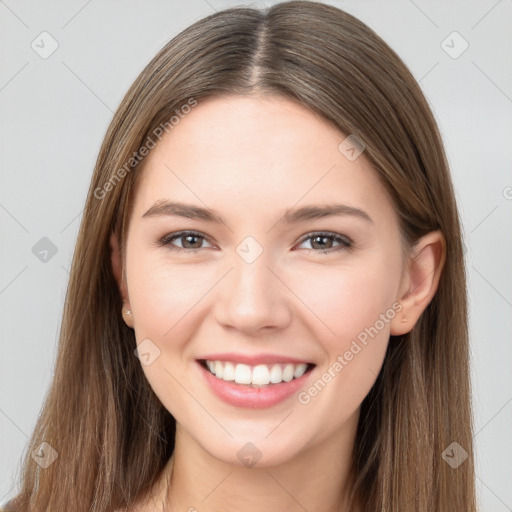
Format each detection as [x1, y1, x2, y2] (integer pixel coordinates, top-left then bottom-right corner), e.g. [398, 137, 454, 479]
[4, 1, 476, 510]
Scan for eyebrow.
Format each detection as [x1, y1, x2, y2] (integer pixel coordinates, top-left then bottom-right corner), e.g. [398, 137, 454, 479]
[142, 200, 373, 224]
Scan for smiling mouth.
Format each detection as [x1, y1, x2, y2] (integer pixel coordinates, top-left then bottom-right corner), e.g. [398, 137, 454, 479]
[198, 359, 316, 388]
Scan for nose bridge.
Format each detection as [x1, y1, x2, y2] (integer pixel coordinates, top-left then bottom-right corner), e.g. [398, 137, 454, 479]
[233, 249, 274, 301]
[215, 242, 291, 333]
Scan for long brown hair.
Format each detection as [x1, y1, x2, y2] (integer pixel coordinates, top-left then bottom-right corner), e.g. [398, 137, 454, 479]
[7, 2, 476, 510]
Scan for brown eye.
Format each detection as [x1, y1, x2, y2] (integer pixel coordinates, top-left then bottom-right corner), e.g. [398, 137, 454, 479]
[158, 231, 212, 253]
[296, 232, 352, 254]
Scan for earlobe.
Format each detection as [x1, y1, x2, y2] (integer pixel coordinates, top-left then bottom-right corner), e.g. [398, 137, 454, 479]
[390, 230, 446, 336]
[110, 233, 134, 328]
[121, 307, 134, 328]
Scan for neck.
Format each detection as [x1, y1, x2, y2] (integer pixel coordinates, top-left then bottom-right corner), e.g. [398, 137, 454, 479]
[157, 413, 360, 512]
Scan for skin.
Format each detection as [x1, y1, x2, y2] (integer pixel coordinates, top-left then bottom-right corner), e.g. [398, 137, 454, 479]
[110, 95, 445, 512]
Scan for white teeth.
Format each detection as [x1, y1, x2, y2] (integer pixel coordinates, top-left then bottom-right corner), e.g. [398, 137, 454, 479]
[203, 360, 311, 386]
[234, 364, 252, 384]
[252, 365, 270, 386]
[269, 364, 283, 383]
[214, 361, 224, 378]
[294, 363, 307, 378]
[282, 364, 294, 382]
[223, 362, 235, 381]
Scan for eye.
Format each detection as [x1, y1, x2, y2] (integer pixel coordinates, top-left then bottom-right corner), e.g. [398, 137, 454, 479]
[295, 231, 352, 254]
[156, 230, 352, 255]
[157, 230, 213, 253]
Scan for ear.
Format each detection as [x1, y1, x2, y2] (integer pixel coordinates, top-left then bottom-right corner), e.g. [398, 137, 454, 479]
[390, 230, 446, 335]
[110, 232, 133, 328]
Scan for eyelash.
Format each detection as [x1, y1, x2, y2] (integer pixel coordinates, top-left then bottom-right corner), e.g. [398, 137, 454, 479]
[157, 230, 353, 255]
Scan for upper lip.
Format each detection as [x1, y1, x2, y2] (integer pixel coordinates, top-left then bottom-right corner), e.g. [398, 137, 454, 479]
[197, 352, 314, 366]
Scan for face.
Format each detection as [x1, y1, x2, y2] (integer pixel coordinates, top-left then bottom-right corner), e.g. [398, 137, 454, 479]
[119, 95, 408, 467]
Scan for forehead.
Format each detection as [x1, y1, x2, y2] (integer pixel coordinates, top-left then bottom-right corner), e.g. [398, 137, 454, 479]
[132, 95, 396, 225]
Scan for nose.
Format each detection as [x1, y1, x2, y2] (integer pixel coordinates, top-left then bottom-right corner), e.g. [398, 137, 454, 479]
[214, 251, 292, 335]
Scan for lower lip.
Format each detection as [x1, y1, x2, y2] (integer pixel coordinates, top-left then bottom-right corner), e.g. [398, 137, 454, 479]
[197, 361, 314, 409]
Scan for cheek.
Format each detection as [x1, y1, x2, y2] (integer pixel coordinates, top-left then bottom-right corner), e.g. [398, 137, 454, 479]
[287, 253, 401, 348]
[288, 255, 400, 420]
[126, 244, 213, 341]
[125, 251, 214, 418]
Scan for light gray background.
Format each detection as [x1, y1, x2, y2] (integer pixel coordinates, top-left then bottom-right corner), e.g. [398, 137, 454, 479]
[1, 1, 511, 510]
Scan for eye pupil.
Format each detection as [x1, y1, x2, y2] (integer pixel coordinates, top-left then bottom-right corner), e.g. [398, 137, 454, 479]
[311, 235, 332, 250]
[183, 235, 202, 248]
